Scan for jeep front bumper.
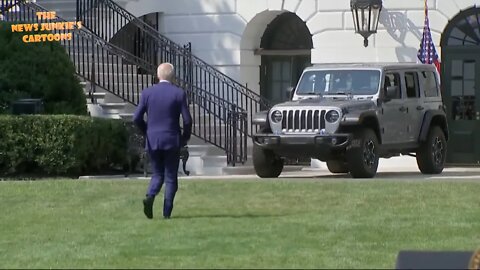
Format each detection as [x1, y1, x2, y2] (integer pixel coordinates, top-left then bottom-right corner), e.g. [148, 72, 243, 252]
[253, 133, 351, 159]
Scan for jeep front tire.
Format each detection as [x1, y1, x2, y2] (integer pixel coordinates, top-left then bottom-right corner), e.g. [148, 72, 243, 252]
[416, 126, 446, 174]
[253, 144, 284, 178]
[346, 128, 379, 178]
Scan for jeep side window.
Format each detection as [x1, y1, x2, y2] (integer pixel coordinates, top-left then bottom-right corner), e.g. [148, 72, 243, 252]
[405, 72, 419, 98]
[384, 73, 401, 99]
[421, 71, 439, 97]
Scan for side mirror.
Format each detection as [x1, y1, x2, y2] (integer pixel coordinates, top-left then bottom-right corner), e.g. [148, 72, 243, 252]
[384, 86, 399, 101]
[286, 86, 295, 100]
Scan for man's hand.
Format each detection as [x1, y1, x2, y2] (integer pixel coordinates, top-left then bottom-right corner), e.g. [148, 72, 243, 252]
[180, 138, 187, 147]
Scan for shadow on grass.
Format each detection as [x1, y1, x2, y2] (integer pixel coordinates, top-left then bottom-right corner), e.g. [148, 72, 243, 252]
[281, 170, 480, 180]
[281, 172, 423, 179]
[173, 212, 295, 219]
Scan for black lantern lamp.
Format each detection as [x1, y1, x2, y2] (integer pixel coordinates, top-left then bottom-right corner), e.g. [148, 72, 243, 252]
[350, 0, 382, 47]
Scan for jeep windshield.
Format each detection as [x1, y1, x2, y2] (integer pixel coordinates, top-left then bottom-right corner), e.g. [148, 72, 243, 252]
[295, 70, 381, 96]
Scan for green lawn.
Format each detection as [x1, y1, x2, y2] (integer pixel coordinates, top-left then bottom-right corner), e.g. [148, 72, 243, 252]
[0, 178, 479, 269]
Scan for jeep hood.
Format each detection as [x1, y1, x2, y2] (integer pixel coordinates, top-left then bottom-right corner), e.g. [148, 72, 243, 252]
[273, 97, 376, 110]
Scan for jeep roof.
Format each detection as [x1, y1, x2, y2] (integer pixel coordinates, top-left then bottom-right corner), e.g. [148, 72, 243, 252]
[304, 62, 438, 72]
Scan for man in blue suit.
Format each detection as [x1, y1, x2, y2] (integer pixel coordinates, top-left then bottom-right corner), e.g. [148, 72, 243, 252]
[133, 62, 192, 219]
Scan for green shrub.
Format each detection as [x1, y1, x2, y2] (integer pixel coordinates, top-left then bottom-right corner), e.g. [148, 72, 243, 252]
[0, 115, 129, 177]
[0, 21, 87, 115]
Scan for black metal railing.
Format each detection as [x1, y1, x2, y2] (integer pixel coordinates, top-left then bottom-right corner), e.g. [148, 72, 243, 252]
[188, 85, 248, 166]
[2, 0, 249, 164]
[0, 0, 18, 14]
[77, 0, 272, 136]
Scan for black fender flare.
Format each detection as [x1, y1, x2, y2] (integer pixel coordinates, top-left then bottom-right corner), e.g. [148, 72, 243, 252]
[341, 111, 381, 143]
[341, 110, 377, 125]
[418, 110, 449, 142]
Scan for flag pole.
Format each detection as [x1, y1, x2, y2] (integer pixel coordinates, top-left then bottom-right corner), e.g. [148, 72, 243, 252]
[425, 0, 430, 64]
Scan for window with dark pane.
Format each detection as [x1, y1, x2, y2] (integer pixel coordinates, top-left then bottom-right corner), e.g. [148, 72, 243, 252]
[451, 59, 476, 120]
[443, 7, 480, 46]
[260, 12, 313, 50]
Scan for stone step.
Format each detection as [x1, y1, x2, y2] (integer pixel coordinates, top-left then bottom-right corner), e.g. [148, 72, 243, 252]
[88, 82, 151, 92]
[86, 103, 104, 118]
[69, 53, 125, 63]
[186, 144, 211, 157]
[86, 84, 149, 94]
[84, 92, 106, 104]
[82, 85, 146, 97]
[121, 138, 253, 176]
[79, 81, 89, 88]
[83, 87, 130, 102]
[101, 114, 122, 120]
[83, 82, 153, 91]
[80, 72, 152, 80]
[188, 134, 249, 151]
[83, 85, 144, 98]
[66, 33, 146, 46]
[75, 62, 142, 73]
[119, 113, 133, 122]
[201, 155, 227, 167]
[92, 100, 247, 115]
[189, 133, 239, 147]
[99, 103, 126, 114]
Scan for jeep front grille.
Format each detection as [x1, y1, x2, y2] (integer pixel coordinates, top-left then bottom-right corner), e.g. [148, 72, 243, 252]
[281, 109, 325, 132]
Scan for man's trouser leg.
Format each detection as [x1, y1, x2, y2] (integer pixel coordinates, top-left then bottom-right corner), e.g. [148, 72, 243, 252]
[146, 150, 165, 197]
[163, 148, 180, 218]
[143, 150, 166, 219]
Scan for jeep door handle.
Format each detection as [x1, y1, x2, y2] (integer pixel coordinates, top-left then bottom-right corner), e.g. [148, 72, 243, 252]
[399, 106, 408, 113]
[416, 105, 424, 110]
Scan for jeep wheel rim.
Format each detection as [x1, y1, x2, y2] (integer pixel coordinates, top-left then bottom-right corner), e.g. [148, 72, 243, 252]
[363, 140, 376, 168]
[432, 137, 444, 166]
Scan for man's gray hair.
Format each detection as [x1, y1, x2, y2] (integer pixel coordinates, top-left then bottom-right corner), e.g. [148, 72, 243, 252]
[157, 63, 175, 82]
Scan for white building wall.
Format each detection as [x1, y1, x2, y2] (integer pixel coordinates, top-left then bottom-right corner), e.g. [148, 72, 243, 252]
[119, 0, 479, 94]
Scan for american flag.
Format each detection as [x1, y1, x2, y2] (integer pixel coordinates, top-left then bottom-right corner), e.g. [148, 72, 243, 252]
[417, 0, 440, 73]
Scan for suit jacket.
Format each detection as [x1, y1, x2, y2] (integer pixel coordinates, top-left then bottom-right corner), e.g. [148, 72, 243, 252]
[133, 82, 192, 151]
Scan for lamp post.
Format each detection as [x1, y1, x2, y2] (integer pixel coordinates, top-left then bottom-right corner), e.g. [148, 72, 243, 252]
[350, 0, 382, 47]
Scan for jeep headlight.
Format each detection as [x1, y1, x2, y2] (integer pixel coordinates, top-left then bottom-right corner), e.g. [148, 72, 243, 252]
[325, 110, 340, 123]
[270, 110, 283, 123]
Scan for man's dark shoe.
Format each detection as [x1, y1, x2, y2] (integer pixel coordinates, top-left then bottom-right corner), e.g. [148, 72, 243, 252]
[163, 216, 170, 219]
[143, 196, 154, 219]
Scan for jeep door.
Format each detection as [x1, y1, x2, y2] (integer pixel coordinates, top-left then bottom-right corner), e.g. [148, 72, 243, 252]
[379, 72, 409, 144]
[402, 71, 424, 142]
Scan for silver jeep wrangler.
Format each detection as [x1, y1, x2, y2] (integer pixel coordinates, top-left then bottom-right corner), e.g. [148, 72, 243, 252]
[252, 63, 448, 178]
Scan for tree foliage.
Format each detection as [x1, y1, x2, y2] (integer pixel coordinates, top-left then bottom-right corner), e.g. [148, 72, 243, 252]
[0, 21, 87, 115]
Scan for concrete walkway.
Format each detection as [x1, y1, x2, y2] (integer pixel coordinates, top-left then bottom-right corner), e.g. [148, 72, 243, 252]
[79, 155, 480, 180]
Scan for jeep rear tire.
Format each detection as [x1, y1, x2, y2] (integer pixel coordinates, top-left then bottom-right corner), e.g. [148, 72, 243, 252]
[346, 128, 379, 178]
[253, 144, 284, 178]
[326, 160, 349, 174]
[416, 126, 446, 174]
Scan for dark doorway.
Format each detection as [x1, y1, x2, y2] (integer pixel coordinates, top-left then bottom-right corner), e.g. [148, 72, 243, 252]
[259, 12, 312, 105]
[261, 55, 310, 104]
[110, 12, 160, 74]
[135, 12, 160, 74]
[440, 6, 480, 165]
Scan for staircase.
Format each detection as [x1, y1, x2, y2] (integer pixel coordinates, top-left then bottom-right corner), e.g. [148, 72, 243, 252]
[2, 0, 303, 176]
[74, 0, 271, 126]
